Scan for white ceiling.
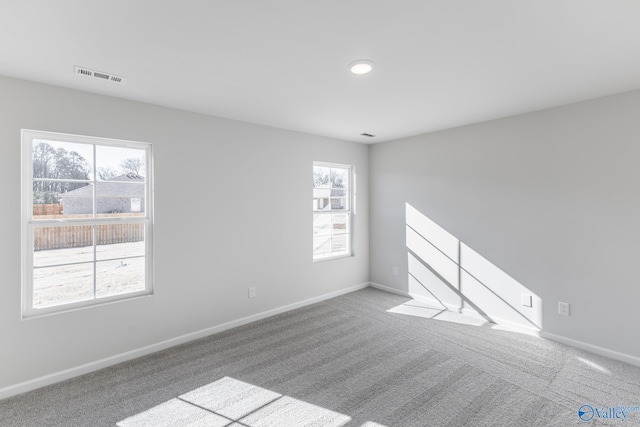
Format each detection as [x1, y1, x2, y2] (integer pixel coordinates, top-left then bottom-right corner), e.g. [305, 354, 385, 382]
[1, 1, 640, 143]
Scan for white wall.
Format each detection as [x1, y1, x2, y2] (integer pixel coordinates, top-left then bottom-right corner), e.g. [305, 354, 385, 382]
[4, 72, 638, 395]
[0, 76, 369, 393]
[370, 90, 640, 360]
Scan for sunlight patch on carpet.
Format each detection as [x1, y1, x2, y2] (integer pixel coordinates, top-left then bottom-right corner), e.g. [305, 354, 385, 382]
[117, 377, 362, 427]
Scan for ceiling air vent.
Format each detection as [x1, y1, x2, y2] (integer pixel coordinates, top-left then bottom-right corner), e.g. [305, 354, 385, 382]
[75, 66, 126, 84]
[360, 133, 375, 138]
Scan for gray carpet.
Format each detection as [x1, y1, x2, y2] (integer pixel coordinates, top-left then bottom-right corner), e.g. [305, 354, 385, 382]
[1, 287, 640, 426]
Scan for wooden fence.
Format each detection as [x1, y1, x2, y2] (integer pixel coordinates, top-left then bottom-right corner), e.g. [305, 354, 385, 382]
[34, 213, 144, 251]
[33, 204, 63, 216]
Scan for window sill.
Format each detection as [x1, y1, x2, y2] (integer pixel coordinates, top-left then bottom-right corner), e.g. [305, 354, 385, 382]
[313, 253, 353, 263]
[22, 290, 153, 320]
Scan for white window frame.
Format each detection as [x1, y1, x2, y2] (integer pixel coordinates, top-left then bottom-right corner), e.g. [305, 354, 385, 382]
[313, 161, 354, 261]
[21, 129, 154, 318]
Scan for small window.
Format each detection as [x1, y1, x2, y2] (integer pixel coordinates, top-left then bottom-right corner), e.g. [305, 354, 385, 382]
[313, 162, 352, 260]
[22, 130, 154, 317]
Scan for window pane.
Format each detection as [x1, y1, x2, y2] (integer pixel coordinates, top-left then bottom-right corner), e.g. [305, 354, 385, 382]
[96, 224, 145, 260]
[330, 168, 348, 189]
[33, 225, 94, 266]
[313, 236, 332, 258]
[314, 198, 331, 211]
[33, 263, 94, 308]
[313, 166, 330, 187]
[330, 197, 347, 210]
[32, 139, 93, 180]
[96, 258, 145, 298]
[313, 213, 332, 236]
[33, 181, 92, 219]
[96, 181, 145, 216]
[331, 213, 349, 235]
[96, 145, 146, 181]
[331, 234, 348, 254]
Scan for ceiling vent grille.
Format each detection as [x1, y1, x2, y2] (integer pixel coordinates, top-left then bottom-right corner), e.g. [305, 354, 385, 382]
[75, 66, 126, 84]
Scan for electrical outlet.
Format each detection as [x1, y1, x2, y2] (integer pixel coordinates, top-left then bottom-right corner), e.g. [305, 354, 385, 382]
[558, 302, 570, 316]
[392, 266, 398, 276]
[248, 287, 256, 298]
[521, 294, 532, 307]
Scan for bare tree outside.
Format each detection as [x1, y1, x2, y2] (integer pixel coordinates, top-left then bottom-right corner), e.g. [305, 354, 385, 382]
[120, 157, 145, 176]
[313, 166, 345, 188]
[32, 141, 91, 203]
[97, 167, 119, 181]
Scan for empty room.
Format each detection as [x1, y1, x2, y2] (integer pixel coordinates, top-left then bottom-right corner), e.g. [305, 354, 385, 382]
[1, 1, 640, 426]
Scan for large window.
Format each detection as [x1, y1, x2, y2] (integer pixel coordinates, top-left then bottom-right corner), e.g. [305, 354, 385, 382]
[21, 130, 153, 317]
[313, 162, 352, 260]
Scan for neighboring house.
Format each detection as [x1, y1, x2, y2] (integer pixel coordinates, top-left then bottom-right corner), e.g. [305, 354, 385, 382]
[313, 186, 346, 210]
[61, 173, 145, 215]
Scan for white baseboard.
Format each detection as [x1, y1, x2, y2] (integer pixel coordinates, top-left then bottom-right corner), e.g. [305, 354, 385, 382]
[0, 282, 369, 401]
[369, 282, 639, 367]
[4, 281, 638, 400]
[540, 331, 640, 368]
[368, 282, 410, 297]
[459, 308, 541, 337]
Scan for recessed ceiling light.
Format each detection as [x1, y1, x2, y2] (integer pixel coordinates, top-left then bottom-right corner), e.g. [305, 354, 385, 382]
[349, 59, 374, 75]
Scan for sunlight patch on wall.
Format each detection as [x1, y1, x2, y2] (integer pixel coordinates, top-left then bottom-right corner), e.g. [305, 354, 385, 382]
[408, 252, 460, 311]
[405, 203, 542, 332]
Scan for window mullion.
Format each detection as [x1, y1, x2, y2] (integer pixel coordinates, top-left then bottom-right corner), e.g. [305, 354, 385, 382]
[93, 225, 97, 300]
[92, 144, 97, 219]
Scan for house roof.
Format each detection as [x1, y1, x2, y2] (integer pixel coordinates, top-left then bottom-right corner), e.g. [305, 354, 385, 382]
[61, 174, 145, 198]
[110, 173, 144, 182]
